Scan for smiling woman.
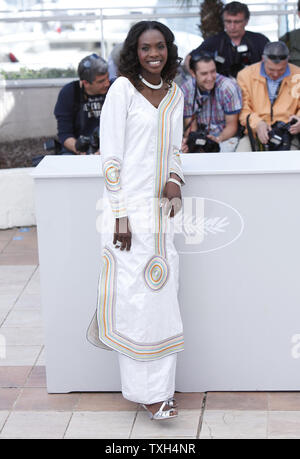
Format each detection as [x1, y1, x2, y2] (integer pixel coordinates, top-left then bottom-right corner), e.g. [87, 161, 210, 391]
[118, 21, 182, 91]
[87, 20, 186, 422]
[137, 29, 168, 85]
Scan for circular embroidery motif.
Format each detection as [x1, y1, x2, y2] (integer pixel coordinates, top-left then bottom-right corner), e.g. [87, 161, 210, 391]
[103, 160, 121, 191]
[144, 255, 169, 291]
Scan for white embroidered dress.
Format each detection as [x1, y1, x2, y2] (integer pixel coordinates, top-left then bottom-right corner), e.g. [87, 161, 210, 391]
[97, 76, 184, 362]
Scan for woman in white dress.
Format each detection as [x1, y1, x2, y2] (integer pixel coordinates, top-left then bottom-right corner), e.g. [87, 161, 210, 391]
[95, 21, 185, 420]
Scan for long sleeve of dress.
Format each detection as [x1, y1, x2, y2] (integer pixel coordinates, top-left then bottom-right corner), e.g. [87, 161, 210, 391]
[94, 78, 184, 361]
[100, 78, 131, 219]
[169, 93, 185, 184]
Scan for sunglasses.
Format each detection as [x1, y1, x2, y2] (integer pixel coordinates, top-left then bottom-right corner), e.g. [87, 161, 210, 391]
[82, 53, 100, 68]
[266, 54, 288, 61]
[190, 52, 214, 62]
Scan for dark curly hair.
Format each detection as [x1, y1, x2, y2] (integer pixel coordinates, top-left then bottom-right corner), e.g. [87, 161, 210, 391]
[118, 21, 182, 89]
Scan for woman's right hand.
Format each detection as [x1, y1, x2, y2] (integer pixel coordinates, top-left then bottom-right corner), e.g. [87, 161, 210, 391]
[114, 217, 132, 251]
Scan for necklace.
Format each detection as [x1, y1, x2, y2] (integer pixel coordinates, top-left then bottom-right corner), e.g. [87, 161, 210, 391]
[139, 74, 163, 90]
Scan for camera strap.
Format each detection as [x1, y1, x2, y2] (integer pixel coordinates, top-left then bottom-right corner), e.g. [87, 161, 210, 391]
[183, 112, 198, 136]
[246, 114, 258, 151]
[270, 80, 282, 122]
[215, 34, 228, 75]
[73, 81, 86, 133]
[191, 81, 215, 133]
[183, 81, 203, 136]
[192, 80, 201, 114]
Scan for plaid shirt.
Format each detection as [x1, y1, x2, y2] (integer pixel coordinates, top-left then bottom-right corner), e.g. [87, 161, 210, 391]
[181, 74, 242, 137]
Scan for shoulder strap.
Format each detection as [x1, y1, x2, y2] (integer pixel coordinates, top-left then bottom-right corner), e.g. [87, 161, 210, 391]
[72, 80, 86, 132]
[218, 32, 227, 57]
[73, 80, 82, 110]
[246, 114, 257, 151]
[241, 33, 254, 57]
[270, 80, 283, 122]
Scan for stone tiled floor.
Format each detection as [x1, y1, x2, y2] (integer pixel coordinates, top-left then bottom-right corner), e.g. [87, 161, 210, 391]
[1, 226, 300, 438]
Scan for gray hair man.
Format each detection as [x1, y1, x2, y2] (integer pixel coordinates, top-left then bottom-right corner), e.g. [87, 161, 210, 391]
[237, 41, 300, 151]
[54, 54, 111, 155]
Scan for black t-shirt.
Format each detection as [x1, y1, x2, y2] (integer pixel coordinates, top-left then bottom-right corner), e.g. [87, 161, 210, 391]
[191, 31, 269, 78]
[54, 80, 107, 145]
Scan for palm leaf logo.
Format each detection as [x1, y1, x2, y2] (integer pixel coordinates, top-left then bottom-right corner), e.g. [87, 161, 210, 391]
[183, 214, 229, 244]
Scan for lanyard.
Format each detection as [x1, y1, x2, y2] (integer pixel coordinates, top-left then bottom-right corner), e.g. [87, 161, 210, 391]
[270, 80, 282, 122]
[192, 81, 215, 132]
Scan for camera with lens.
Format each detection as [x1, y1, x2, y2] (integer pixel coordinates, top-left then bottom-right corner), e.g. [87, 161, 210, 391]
[187, 123, 220, 153]
[75, 127, 99, 154]
[264, 118, 297, 151]
[231, 45, 251, 77]
[215, 44, 251, 77]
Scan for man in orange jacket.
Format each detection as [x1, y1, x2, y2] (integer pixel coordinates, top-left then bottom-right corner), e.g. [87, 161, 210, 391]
[236, 41, 300, 151]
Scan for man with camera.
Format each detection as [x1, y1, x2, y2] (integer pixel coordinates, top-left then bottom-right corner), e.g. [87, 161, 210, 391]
[181, 53, 242, 153]
[185, 2, 269, 79]
[236, 41, 300, 152]
[54, 54, 111, 155]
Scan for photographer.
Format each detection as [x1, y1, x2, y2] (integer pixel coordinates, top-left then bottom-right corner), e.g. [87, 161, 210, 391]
[185, 2, 269, 79]
[54, 54, 111, 155]
[237, 41, 300, 151]
[181, 53, 242, 153]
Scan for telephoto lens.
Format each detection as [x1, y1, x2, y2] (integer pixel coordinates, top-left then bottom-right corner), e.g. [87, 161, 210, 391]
[75, 135, 91, 152]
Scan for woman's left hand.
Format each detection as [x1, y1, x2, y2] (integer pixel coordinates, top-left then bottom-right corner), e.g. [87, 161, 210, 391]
[161, 181, 182, 218]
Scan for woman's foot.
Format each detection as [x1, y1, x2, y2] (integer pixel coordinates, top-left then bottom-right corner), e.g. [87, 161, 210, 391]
[142, 399, 178, 420]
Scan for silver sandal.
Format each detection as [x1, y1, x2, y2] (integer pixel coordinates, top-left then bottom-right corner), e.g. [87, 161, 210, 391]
[167, 397, 178, 408]
[141, 400, 178, 420]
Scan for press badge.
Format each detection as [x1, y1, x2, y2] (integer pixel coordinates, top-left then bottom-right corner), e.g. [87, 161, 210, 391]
[237, 44, 248, 53]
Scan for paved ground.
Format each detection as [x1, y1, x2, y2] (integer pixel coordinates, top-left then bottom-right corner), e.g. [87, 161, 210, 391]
[1, 226, 300, 439]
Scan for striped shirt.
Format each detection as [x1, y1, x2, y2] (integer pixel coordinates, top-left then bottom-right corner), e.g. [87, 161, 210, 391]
[181, 74, 242, 137]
